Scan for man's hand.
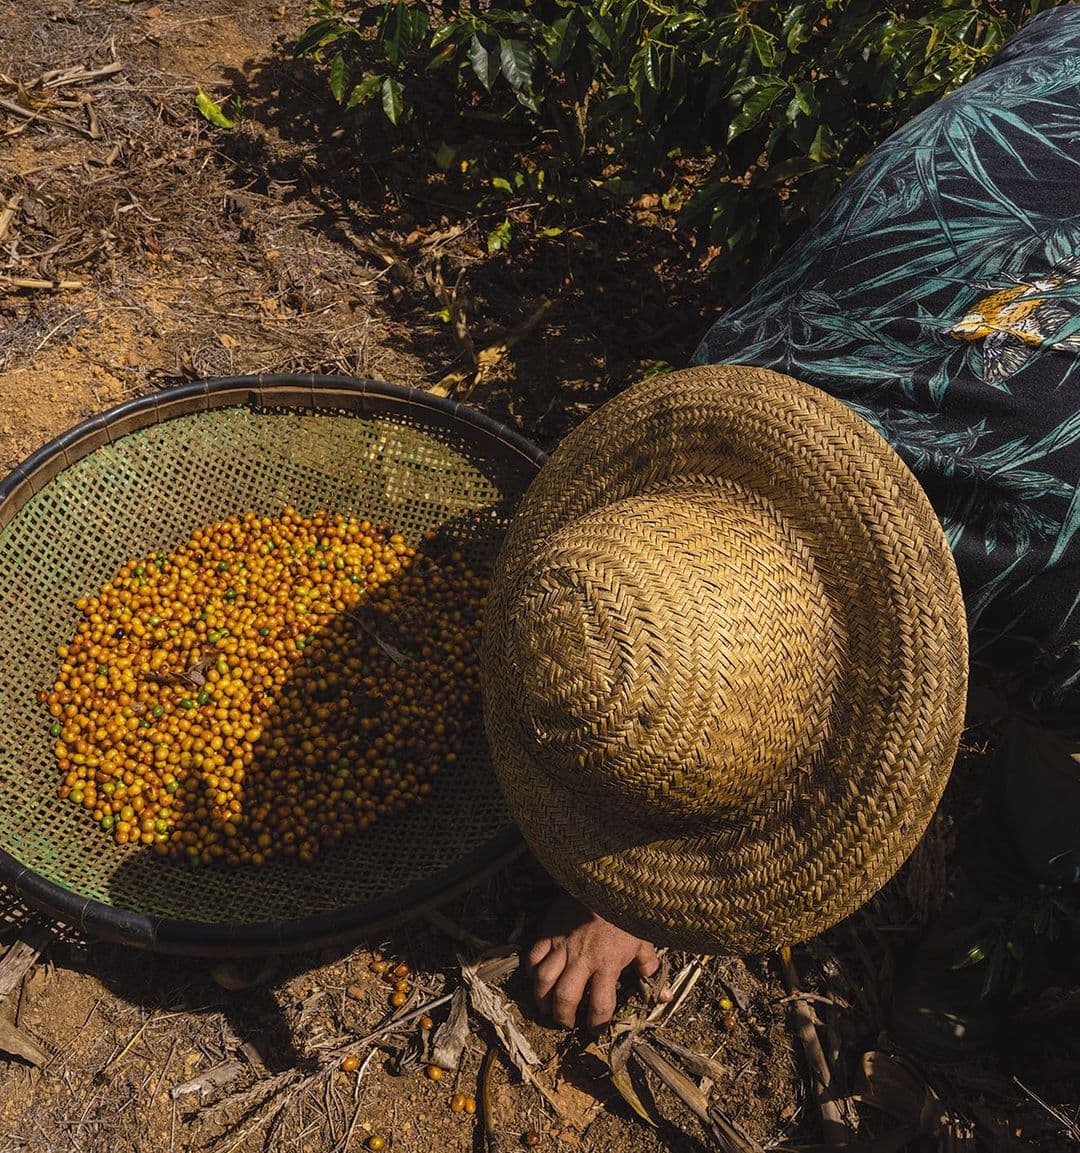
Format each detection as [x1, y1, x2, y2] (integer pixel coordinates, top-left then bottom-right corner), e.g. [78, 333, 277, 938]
[526, 893, 663, 1029]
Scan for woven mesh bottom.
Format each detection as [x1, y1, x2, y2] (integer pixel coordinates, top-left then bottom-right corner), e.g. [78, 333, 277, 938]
[0, 404, 527, 924]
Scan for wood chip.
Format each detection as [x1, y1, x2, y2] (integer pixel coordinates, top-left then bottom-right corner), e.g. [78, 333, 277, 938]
[460, 957, 538, 1076]
[0, 1016, 49, 1066]
[0, 928, 49, 1001]
[171, 1059, 247, 1101]
[0, 193, 21, 245]
[650, 1034, 732, 1084]
[429, 987, 469, 1071]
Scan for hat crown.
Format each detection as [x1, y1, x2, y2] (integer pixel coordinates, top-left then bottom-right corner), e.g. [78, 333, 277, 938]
[505, 485, 840, 823]
[483, 365, 968, 953]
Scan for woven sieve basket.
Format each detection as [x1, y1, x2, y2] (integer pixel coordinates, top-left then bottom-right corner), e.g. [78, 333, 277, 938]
[0, 376, 544, 955]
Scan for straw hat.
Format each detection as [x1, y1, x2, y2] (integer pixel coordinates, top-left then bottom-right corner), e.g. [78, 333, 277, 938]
[481, 365, 968, 954]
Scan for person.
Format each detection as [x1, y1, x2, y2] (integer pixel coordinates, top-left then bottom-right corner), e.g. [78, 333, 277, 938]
[481, 3, 1080, 1031]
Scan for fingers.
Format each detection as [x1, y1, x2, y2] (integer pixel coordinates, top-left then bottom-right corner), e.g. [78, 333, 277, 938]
[585, 969, 619, 1030]
[549, 964, 590, 1028]
[633, 941, 660, 979]
[532, 943, 567, 1008]
[527, 905, 663, 1030]
[527, 936, 553, 970]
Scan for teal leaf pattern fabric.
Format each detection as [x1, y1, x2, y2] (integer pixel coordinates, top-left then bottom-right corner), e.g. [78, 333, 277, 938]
[694, 6, 1080, 716]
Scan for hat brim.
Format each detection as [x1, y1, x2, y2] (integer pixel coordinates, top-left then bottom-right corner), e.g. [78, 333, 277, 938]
[482, 365, 968, 953]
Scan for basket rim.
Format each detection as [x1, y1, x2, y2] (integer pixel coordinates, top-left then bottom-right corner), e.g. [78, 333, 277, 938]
[0, 374, 548, 956]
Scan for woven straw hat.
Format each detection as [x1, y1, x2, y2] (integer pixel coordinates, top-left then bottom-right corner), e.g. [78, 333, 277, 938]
[481, 365, 968, 954]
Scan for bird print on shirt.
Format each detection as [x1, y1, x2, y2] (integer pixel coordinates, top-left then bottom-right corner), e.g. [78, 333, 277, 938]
[949, 256, 1080, 382]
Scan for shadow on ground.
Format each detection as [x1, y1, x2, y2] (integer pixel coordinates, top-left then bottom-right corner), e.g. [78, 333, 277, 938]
[213, 49, 716, 448]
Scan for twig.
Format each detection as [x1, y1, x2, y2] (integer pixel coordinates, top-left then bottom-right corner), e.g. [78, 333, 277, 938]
[330, 1053, 374, 1153]
[0, 94, 95, 138]
[206, 1067, 300, 1117]
[0, 276, 85, 291]
[432, 296, 555, 398]
[474, 297, 554, 379]
[633, 1038, 764, 1153]
[1013, 1077, 1080, 1142]
[151, 1036, 180, 1099]
[778, 946, 855, 1147]
[322, 953, 519, 1063]
[212, 1084, 295, 1153]
[0, 194, 21, 245]
[32, 311, 82, 355]
[103, 1010, 188, 1076]
[85, 100, 101, 140]
[425, 908, 493, 954]
[649, 1034, 732, 1083]
[778, 991, 849, 1009]
[39, 61, 124, 89]
[646, 955, 709, 1027]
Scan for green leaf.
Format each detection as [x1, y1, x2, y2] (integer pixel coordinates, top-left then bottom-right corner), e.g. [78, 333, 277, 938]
[598, 176, 637, 197]
[434, 141, 456, 171]
[513, 87, 541, 114]
[381, 76, 405, 125]
[586, 13, 613, 52]
[727, 77, 787, 142]
[756, 155, 821, 186]
[499, 37, 534, 93]
[328, 50, 348, 103]
[195, 88, 234, 129]
[546, 13, 580, 71]
[613, 4, 640, 69]
[426, 43, 456, 71]
[346, 73, 384, 109]
[538, 226, 564, 238]
[782, 5, 810, 52]
[747, 24, 776, 69]
[641, 41, 660, 89]
[491, 176, 513, 193]
[430, 21, 459, 49]
[659, 11, 704, 32]
[382, 0, 429, 66]
[486, 218, 512, 255]
[469, 34, 496, 91]
[808, 122, 836, 162]
[793, 81, 816, 116]
[952, 935, 991, 970]
[295, 18, 343, 56]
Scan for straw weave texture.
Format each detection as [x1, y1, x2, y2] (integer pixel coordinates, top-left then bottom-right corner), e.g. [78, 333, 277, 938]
[482, 365, 968, 953]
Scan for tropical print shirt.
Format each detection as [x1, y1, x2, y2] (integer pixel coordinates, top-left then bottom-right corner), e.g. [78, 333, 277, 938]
[694, 5, 1080, 721]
